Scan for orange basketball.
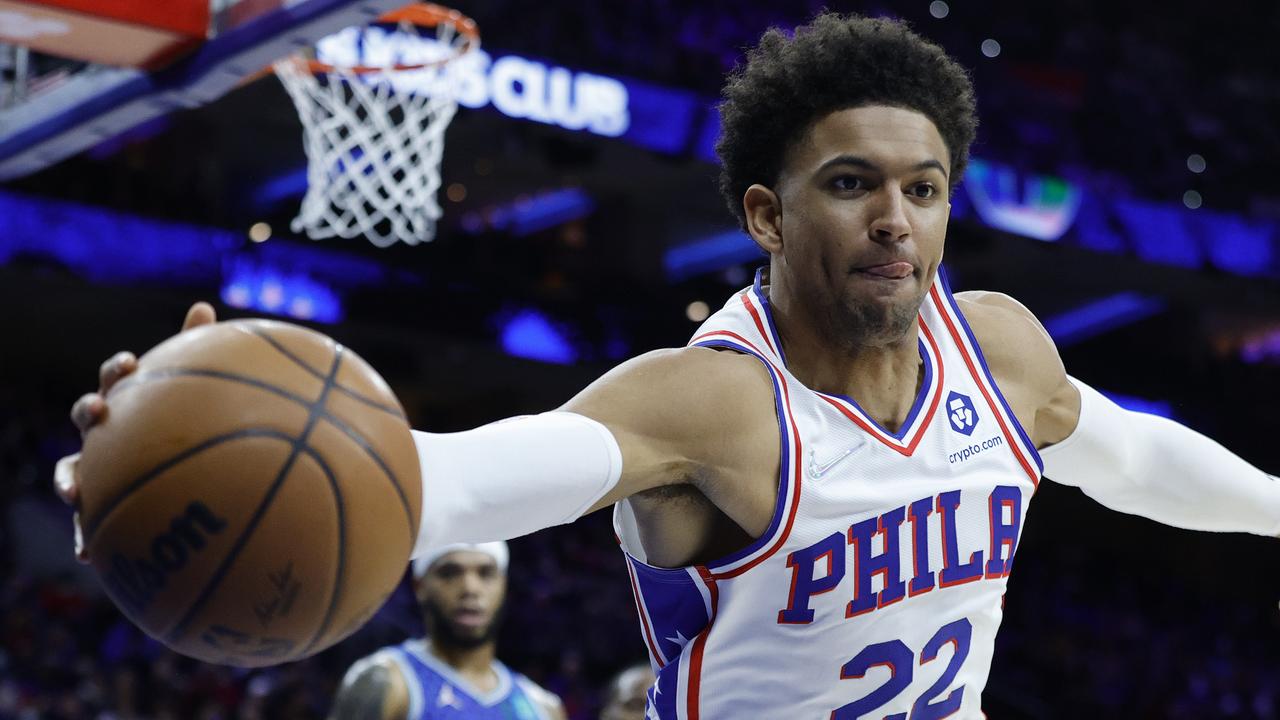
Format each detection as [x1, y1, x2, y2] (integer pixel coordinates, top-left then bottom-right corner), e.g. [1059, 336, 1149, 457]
[76, 319, 422, 667]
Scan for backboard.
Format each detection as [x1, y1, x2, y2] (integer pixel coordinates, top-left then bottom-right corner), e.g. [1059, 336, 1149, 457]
[0, 0, 414, 180]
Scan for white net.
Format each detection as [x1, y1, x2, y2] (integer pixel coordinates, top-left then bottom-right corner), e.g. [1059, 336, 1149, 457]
[273, 13, 477, 247]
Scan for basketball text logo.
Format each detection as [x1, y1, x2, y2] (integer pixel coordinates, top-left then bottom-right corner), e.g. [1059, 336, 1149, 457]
[102, 501, 228, 616]
[947, 391, 979, 435]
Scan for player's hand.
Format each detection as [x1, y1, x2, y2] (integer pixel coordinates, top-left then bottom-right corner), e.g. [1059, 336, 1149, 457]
[53, 302, 218, 562]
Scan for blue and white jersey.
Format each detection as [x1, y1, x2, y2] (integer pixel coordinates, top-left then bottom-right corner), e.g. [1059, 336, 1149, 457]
[614, 268, 1042, 719]
[375, 639, 554, 720]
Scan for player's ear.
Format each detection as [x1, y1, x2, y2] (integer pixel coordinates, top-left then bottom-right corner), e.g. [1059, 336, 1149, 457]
[743, 184, 783, 254]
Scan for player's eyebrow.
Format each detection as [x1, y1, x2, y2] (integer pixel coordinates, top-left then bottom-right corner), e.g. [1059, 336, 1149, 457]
[817, 154, 948, 179]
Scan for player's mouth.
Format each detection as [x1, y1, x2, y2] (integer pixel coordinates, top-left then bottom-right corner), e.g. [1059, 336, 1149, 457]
[853, 262, 915, 280]
[452, 608, 489, 628]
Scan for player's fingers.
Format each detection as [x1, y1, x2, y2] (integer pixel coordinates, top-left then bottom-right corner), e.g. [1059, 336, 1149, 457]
[73, 510, 89, 563]
[98, 351, 137, 394]
[182, 301, 217, 332]
[70, 393, 105, 435]
[54, 453, 80, 505]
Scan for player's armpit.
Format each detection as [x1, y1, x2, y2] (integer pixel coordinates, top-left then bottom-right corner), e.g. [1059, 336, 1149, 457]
[329, 657, 409, 720]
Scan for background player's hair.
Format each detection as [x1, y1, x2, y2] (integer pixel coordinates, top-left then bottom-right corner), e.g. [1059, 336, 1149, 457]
[716, 12, 979, 231]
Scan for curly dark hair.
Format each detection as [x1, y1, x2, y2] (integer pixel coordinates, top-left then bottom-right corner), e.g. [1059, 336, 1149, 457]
[716, 13, 978, 230]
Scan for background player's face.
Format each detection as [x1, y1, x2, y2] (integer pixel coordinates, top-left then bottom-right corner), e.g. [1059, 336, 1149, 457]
[771, 105, 952, 346]
[415, 551, 507, 649]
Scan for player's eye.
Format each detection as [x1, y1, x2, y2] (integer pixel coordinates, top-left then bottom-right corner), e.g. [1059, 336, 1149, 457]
[831, 175, 865, 192]
[909, 183, 938, 199]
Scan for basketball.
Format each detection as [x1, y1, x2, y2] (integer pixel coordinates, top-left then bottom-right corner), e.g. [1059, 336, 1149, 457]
[75, 319, 422, 667]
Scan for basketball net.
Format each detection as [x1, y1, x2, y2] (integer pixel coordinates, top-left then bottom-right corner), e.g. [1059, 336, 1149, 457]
[272, 4, 479, 247]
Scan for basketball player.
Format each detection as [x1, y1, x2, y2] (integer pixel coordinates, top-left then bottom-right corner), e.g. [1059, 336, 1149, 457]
[328, 542, 566, 720]
[599, 664, 654, 720]
[58, 13, 1280, 718]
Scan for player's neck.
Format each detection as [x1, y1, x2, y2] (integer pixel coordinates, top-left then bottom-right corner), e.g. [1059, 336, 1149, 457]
[429, 638, 500, 692]
[772, 293, 924, 434]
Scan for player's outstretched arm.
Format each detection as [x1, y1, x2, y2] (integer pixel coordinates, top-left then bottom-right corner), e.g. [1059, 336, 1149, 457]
[964, 291, 1280, 537]
[54, 303, 770, 561]
[328, 656, 410, 720]
[409, 345, 772, 554]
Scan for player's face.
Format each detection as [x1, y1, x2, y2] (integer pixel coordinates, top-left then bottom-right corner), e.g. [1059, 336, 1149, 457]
[416, 551, 506, 648]
[773, 105, 951, 345]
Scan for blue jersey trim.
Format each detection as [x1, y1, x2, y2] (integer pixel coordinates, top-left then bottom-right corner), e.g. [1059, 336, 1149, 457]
[752, 266, 937, 443]
[628, 558, 712, 665]
[813, 336, 935, 441]
[690, 339, 794, 571]
[751, 268, 788, 366]
[935, 268, 1045, 475]
[400, 639, 516, 708]
[650, 655, 681, 719]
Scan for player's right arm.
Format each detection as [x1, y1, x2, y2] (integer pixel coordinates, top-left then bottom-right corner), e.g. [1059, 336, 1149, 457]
[329, 655, 410, 720]
[407, 343, 778, 554]
[56, 302, 778, 562]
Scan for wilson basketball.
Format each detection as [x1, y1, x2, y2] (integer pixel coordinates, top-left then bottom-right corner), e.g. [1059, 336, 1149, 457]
[76, 319, 422, 667]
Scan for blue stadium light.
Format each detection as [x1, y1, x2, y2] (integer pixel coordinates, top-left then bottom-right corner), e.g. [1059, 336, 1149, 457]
[963, 159, 1082, 241]
[461, 188, 595, 237]
[1191, 209, 1275, 277]
[1112, 199, 1201, 269]
[252, 168, 309, 211]
[221, 257, 343, 323]
[694, 107, 721, 164]
[0, 190, 398, 314]
[664, 230, 760, 281]
[1043, 292, 1166, 347]
[497, 308, 578, 364]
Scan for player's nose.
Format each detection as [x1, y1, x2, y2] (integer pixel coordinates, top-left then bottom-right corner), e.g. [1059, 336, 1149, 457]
[867, 188, 911, 243]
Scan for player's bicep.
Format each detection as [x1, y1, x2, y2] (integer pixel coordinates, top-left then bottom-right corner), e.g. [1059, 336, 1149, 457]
[562, 346, 772, 512]
[329, 657, 408, 720]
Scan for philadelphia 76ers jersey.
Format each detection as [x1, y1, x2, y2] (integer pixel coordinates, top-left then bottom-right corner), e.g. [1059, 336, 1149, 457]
[613, 267, 1042, 719]
[371, 639, 554, 720]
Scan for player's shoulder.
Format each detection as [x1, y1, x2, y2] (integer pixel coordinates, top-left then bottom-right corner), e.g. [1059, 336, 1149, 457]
[952, 290, 1065, 411]
[331, 648, 411, 720]
[611, 344, 772, 390]
[569, 345, 774, 428]
[953, 290, 1058, 366]
[513, 673, 567, 720]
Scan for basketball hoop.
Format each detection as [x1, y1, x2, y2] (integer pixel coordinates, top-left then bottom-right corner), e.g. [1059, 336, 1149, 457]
[273, 4, 479, 247]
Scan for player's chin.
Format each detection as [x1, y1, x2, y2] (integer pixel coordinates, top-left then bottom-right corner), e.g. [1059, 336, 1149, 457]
[446, 617, 497, 643]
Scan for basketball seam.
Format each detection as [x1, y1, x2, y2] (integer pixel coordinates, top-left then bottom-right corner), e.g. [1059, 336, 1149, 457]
[247, 328, 406, 420]
[165, 347, 346, 646]
[81, 428, 295, 545]
[104, 367, 415, 537]
[318, 413, 416, 549]
[299, 435, 346, 657]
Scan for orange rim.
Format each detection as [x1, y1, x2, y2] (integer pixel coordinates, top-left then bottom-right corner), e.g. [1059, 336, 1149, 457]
[298, 3, 479, 75]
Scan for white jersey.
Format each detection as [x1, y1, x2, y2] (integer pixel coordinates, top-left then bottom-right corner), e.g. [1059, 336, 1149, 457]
[614, 268, 1041, 719]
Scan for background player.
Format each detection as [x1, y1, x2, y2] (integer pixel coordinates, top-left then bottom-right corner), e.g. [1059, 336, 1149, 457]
[598, 664, 653, 720]
[329, 541, 566, 720]
[56, 11, 1280, 718]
